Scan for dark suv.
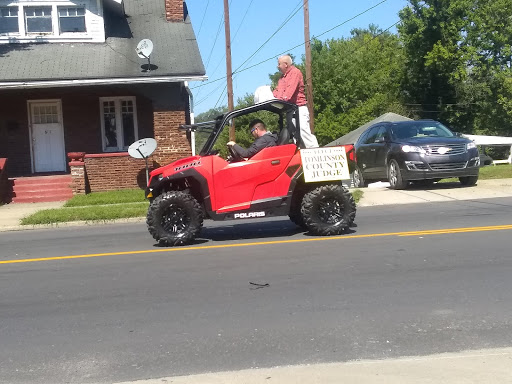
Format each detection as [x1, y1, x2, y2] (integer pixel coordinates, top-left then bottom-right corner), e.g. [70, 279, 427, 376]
[353, 120, 480, 189]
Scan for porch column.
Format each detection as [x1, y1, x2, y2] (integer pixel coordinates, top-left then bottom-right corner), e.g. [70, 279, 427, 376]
[68, 152, 87, 194]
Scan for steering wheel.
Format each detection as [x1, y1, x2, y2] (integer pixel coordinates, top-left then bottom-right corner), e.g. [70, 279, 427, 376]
[227, 144, 244, 162]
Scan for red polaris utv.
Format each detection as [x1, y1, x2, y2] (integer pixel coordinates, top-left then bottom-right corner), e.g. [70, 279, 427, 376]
[145, 100, 356, 246]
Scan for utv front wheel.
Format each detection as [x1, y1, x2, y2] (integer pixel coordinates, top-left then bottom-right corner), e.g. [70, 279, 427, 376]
[147, 191, 203, 246]
[301, 184, 356, 236]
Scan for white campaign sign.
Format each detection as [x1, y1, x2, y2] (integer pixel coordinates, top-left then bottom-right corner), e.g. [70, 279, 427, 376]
[300, 146, 350, 183]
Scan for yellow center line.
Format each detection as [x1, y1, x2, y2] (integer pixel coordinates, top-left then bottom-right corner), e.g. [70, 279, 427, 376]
[2, 224, 512, 265]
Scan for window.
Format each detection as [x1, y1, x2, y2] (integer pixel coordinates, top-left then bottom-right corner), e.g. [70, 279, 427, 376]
[0, 7, 19, 34]
[59, 7, 86, 33]
[33, 105, 59, 124]
[374, 126, 389, 142]
[25, 7, 52, 33]
[363, 126, 380, 144]
[100, 97, 138, 151]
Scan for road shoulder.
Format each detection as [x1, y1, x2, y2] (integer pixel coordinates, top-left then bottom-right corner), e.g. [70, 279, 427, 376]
[115, 347, 512, 384]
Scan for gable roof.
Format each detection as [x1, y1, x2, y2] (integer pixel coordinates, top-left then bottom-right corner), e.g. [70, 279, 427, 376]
[0, 0, 206, 89]
[326, 112, 412, 146]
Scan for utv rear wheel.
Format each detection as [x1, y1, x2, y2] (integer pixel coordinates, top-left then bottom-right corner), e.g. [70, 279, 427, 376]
[388, 159, 407, 190]
[147, 191, 203, 246]
[301, 184, 356, 236]
[288, 189, 307, 229]
[459, 175, 478, 186]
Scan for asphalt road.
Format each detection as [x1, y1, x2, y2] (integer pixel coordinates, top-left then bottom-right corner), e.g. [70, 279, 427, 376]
[1, 197, 512, 383]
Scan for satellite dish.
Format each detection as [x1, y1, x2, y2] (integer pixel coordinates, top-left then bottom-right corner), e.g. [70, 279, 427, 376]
[136, 39, 153, 59]
[128, 138, 158, 186]
[128, 138, 157, 159]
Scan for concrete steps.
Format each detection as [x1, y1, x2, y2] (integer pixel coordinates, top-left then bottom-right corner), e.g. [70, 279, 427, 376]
[9, 175, 73, 203]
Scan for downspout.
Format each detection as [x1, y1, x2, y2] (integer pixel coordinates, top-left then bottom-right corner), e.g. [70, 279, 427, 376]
[184, 81, 196, 156]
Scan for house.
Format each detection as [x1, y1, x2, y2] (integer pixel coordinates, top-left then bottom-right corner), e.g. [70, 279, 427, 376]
[0, 0, 206, 202]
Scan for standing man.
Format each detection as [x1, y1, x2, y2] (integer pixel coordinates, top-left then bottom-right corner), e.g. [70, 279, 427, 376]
[227, 119, 278, 159]
[273, 55, 319, 148]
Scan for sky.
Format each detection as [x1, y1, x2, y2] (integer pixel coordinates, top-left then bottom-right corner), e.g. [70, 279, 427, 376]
[186, 0, 410, 116]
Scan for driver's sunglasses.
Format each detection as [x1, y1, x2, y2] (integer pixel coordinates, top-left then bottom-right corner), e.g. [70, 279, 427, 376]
[250, 127, 257, 133]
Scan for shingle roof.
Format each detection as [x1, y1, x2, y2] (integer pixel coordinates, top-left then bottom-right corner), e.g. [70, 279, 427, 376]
[0, 0, 205, 84]
[326, 113, 412, 146]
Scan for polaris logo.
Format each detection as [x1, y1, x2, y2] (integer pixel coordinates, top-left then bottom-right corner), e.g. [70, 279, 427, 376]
[234, 212, 266, 219]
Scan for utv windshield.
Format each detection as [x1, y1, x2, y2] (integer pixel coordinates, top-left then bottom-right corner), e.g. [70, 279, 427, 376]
[182, 121, 217, 155]
[390, 121, 455, 140]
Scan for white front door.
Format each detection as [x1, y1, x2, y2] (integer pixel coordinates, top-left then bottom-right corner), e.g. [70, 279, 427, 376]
[30, 101, 66, 173]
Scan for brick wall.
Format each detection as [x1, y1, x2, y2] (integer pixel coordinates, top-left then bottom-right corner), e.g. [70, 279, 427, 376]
[84, 153, 151, 192]
[165, 0, 183, 21]
[0, 83, 191, 190]
[152, 109, 191, 167]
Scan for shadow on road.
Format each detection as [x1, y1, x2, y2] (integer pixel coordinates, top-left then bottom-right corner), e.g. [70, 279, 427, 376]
[151, 218, 359, 248]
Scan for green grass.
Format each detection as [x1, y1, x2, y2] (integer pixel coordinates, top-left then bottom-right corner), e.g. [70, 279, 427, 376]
[479, 164, 512, 179]
[64, 188, 146, 207]
[351, 189, 363, 203]
[21, 202, 149, 225]
[439, 164, 512, 183]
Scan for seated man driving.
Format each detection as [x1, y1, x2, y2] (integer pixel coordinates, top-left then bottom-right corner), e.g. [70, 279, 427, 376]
[227, 119, 278, 159]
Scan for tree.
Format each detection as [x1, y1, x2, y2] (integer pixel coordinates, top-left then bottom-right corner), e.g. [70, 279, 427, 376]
[398, 0, 512, 135]
[195, 106, 228, 123]
[308, 27, 406, 144]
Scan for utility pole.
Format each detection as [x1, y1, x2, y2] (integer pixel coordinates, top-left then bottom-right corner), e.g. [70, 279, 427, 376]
[303, 0, 315, 133]
[223, 0, 235, 141]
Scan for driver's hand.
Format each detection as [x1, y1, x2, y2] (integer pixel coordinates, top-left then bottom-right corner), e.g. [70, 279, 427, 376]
[227, 141, 235, 146]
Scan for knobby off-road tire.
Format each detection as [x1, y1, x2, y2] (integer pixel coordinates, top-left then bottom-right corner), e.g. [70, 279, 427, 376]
[301, 184, 356, 236]
[147, 191, 203, 246]
[289, 190, 308, 229]
[459, 175, 478, 186]
[388, 159, 408, 190]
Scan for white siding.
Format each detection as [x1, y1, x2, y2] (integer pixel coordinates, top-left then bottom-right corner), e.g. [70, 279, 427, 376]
[0, 0, 106, 43]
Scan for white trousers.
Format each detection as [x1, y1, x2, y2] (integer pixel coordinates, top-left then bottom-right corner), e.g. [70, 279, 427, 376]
[296, 105, 319, 148]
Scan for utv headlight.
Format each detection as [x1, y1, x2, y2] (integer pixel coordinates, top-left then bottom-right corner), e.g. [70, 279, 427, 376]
[467, 142, 477, 150]
[401, 145, 425, 154]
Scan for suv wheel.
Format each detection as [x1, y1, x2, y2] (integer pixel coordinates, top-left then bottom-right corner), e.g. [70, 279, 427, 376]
[352, 165, 366, 188]
[388, 159, 407, 190]
[301, 184, 356, 236]
[147, 191, 203, 246]
[459, 175, 478, 186]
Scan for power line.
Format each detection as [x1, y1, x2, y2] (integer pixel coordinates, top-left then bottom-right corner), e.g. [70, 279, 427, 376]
[195, 0, 303, 108]
[195, 0, 210, 40]
[204, 0, 256, 83]
[192, 0, 390, 92]
[204, 0, 300, 105]
[233, 0, 304, 75]
[314, 0, 388, 40]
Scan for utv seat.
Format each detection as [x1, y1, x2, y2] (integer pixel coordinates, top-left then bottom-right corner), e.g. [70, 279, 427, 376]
[277, 126, 290, 146]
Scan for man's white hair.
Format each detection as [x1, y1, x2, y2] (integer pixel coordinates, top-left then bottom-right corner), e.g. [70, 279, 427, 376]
[279, 55, 293, 65]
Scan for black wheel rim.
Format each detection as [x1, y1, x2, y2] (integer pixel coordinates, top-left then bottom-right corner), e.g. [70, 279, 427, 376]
[161, 203, 190, 234]
[317, 197, 344, 224]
